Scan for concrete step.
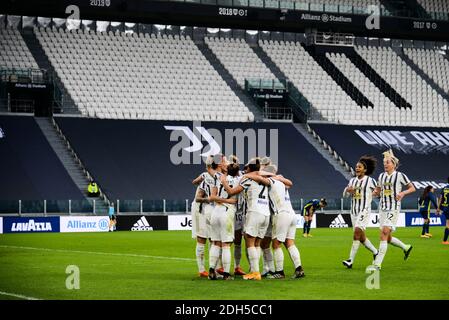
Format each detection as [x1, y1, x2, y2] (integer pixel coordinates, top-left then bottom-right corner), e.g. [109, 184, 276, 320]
[293, 123, 352, 181]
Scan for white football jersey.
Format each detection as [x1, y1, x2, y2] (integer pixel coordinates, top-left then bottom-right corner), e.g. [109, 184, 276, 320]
[217, 174, 239, 201]
[344, 175, 377, 215]
[198, 171, 216, 198]
[236, 174, 245, 213]
[239, 177, 270, 216]
[377, 171, 412, 211]
[268, 178, 294, 215]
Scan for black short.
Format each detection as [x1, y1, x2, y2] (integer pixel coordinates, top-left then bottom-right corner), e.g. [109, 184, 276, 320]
[109, 215, 116, 221]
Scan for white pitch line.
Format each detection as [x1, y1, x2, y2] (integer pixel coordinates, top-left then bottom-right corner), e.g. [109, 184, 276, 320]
[0, 291, 41, 300]
[0, 245, 195, 262]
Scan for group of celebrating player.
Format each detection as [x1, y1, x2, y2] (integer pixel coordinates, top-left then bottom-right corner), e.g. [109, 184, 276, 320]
[190, 148, 449, 280]
[191, 155, 304, 280]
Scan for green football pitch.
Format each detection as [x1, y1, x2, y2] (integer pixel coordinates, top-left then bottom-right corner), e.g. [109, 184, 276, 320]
[0, 227, 448, 300]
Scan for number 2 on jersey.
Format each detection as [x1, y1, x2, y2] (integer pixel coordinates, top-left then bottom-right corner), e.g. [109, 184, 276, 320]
[258, 185, 266, 199]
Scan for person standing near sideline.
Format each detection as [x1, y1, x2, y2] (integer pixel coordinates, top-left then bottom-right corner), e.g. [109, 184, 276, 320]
[418, 186, 438, 238]
[302, 198, 327, 237]
[108, 203, 116, 232]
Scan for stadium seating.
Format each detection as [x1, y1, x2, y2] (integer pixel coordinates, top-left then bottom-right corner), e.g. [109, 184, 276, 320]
[260, 39, 369, 124]
[355, 45, 449, 127]
[417, 0, 449, 15]
[327, 52, 407, 126]
[0, 28, 39, 69]
[55, 117, 348, 201]
[205, 37, 276, 88]
[34, 28, 255, 122]
[403, 48, 449, 94]
[0, 115, 84, 201]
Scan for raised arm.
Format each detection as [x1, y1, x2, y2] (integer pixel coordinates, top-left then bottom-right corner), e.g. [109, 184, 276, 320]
[192, 174, 204, 186]
[244, 172, 271, 187]
[220, 175, 244, 196]
[273, 175, 293, 188]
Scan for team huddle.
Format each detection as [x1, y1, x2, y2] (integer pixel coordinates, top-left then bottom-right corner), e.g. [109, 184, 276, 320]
[191, 155, 304, 280]
[190, 148, 447, 280]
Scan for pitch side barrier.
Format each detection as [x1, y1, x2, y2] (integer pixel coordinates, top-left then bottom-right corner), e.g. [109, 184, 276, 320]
[2, 212, 442, 234]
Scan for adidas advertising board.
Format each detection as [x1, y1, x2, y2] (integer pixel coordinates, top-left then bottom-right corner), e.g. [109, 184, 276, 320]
[116, 215, 168, 231]
[405, 212, 445, 227]
[168, 215, 192, 231]
[3, 217, 60, 233]
[0, 217, 3, 234]
[60, 216, 109, 233]
[295, 214, 316, 229]
[316, 214, 352, 228]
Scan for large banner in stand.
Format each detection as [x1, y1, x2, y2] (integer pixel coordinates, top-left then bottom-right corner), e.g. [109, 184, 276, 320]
[0, 217, 3, 234]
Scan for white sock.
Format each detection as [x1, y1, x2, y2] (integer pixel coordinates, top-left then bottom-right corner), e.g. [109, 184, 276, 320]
[209, 245, 221, 270]
[389, 237, 407, 250]
[263, 248, 275, 273]
[362, 238, 378, 255]
[273, 247, 284, 272]
[234, 245, 241, 268]
[196, 243, 206, 273]
[216, 248, 223, 269]
[260, 248, 267, 273]
[374, 240, 388, 266]
[222, 246, 231, 274]
[349, 240, 360, 262]
[288, 245, 302, 268]
[245, 246, 250, 272]
[247, 247, 260, 273]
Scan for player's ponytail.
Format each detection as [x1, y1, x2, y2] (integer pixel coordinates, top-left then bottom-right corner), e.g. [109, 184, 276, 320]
[420, 185, 433, 203]
[358, 155, 377, 176]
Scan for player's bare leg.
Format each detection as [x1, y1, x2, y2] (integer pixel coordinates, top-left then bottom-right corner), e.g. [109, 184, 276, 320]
[343, 227, 378, 269]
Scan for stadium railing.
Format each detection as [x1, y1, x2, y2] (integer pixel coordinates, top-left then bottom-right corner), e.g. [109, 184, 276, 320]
[0, 197, 421, 215]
